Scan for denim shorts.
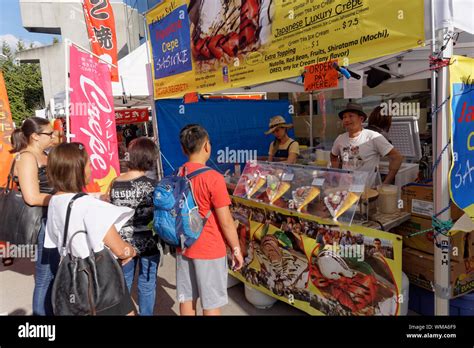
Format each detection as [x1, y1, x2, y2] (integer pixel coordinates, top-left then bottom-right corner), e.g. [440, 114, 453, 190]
[176, 254, 228, 310]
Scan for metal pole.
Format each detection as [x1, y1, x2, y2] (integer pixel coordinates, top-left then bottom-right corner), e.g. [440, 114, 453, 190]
[143, 14, 164, 180]
[64, 39, 71, 143]
[433, 5, 453, 314]
[309, 92, 313, 148]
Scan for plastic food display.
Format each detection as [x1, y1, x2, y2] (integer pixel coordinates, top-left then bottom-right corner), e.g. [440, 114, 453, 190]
[233, 161, 369, 225]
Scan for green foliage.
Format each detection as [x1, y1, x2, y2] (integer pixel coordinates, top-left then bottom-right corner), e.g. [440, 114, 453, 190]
[0, 40, 44, 126]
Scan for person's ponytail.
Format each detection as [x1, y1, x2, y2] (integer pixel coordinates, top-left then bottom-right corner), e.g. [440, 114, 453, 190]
[9, 129, 28, 153]
[9, 116, 50, 153]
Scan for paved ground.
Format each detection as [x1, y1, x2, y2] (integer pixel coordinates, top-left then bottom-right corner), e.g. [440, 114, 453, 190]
[0, 253, 304, 316]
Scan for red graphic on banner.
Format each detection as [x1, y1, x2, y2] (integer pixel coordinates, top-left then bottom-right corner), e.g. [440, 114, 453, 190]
[0, 71, 14, 187]
[115, 108, 149, 125]
[83, 0, 119, 82]
[69, 45, 119, 193]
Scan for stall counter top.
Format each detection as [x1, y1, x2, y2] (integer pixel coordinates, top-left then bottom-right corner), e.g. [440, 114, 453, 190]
[355, 211, 411, 231]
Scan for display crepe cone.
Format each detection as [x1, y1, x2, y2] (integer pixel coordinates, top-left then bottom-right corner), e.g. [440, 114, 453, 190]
[334, 192, 359, 218]
[297, 187, 320, 212]
[247, 176, 266, 198]
[269, 182, 291, 204]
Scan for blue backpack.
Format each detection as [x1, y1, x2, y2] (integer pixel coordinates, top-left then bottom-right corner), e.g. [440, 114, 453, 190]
[153, 166, 212, 249]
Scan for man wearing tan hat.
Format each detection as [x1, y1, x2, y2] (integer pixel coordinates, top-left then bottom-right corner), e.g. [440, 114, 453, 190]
[265, 115, 300, 164]
[330, 102, 403, 187]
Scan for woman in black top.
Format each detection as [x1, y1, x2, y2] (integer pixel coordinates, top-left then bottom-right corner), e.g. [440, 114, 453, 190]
[9, 117, 56, 315]
[108, 137, 160, 315]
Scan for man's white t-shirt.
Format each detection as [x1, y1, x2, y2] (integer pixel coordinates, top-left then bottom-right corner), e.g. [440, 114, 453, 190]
[331, 129, 393, 187]
[45, 194, 134, 258]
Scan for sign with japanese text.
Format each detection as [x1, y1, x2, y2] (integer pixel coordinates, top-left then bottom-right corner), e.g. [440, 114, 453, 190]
[69, 44, 119, 193]
[115, 108, 149, 125]
[146, 0, 424, 99]
[304, 60, 339, 91]
[449, 55, 474, 221]
[148, 4, 192, 79]
[0, 71, 14, 187]
[83, 0, 119, 82]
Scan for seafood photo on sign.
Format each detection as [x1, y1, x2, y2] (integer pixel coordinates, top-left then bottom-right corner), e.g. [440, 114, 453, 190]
[188, 0, 275, 71]
[308, 246, 398, 315]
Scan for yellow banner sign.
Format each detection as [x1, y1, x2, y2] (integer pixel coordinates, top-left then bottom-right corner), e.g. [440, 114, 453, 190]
[0, 71, 14, 187]
[146, 0, 424, 99]
[449, 55, 474, 221]
[230, 196, 403, 315]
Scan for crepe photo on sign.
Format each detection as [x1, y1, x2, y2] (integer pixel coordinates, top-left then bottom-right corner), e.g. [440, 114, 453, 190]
[188, 0, 275, 66]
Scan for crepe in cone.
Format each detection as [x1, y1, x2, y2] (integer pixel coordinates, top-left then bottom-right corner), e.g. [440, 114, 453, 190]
[324, 191, 359, 219]
[292, 186, 321, 212]
[268, 181, 291, 204]
[246, 175, 266, 198]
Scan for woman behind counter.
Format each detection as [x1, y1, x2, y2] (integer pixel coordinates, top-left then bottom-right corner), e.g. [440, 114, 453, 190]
[265, 115, 300, 164]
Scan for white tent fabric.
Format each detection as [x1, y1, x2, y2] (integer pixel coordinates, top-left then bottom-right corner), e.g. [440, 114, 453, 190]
[425, 0, 474, 36]
[112, 42, 149, 98]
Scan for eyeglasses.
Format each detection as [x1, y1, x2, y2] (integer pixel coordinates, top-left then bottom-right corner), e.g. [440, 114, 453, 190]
[38, 132, 55, 138]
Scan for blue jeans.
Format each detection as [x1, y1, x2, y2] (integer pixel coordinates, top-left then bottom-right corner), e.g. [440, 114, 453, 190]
[122, 253, 160, 316]
[32, 219, 60, 316]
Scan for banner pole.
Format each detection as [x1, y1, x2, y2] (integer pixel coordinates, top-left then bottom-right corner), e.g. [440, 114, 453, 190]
[433, 1, 452, 315]
[309, 92, 314, 149]
[69, 40, 117, 68]
[64, 39, 71, 143]
[143, 14, 164, 180]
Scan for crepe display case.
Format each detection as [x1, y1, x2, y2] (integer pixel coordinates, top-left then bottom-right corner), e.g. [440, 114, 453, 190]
[232, 161, 369, 225]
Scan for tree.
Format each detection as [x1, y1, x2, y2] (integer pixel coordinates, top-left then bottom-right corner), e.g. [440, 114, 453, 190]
[16, 39, 26, 52]
[2, 41, 13, 61]
[0, 41, 44, 126]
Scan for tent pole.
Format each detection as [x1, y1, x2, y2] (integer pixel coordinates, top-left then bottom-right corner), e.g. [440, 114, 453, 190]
[432, 0, 452, 315]
[143, 14, 164, 180]
[64, 39, 71, 143]
[309, 92, 313, 148]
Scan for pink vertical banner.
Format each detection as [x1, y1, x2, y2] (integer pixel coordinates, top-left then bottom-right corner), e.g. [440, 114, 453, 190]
[69, 44, 119, 193]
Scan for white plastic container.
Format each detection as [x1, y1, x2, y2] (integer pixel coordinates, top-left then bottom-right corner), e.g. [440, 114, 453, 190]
[244, 284, 277, 309]
[379, 162, 419, 190]
[377, 184, 399, 214]
[227, 274, 241, 288]
[400, 272, 410, 316]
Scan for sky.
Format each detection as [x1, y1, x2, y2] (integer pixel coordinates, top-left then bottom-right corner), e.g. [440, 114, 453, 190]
[0, 0, 159, 51]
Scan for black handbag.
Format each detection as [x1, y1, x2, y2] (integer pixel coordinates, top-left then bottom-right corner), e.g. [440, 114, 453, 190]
[0, 159, 44, 245]
[51, 193, 127, 316]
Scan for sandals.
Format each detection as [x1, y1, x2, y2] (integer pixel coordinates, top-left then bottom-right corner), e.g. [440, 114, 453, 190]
[2, 258, 13, 266]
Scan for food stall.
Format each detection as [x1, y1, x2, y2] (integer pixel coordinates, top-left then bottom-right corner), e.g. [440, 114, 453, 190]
[227, 161, 405, 315]
[144, 0, 474, 315]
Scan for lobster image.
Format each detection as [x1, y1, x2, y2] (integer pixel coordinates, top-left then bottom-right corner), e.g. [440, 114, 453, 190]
[189, 0, 274, 61]
[310, 251, 379, 313]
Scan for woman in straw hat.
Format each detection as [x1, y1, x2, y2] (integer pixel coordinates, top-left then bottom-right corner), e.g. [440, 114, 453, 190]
[265, 115, 299, 164]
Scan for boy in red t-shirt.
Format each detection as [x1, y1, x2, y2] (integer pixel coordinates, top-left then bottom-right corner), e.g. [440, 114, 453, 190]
[177, 124, 243, 316]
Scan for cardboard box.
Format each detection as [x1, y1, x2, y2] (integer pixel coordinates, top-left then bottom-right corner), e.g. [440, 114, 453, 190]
[403, 247, 474, 298]
[391, 216, 471, 262]
[401, 183, 464, 221]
